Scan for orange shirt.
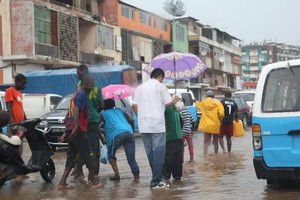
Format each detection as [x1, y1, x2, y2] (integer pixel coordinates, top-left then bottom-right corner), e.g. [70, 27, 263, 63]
[5, 87, 25, 123]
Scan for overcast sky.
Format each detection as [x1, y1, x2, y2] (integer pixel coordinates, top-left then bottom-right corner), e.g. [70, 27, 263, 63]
[122, 0, 300, 46]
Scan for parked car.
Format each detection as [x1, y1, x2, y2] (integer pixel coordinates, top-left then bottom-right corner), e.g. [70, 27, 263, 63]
[39, 94, 137, 151]
[233, 90, 255, 109]
[23, 93, 63, 119]
[214, 95, 251, 127]
[233, 90, 255, 124]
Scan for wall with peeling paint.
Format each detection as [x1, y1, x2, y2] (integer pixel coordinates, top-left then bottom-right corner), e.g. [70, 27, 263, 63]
[0, 0, 12, 56]
[11, 1, 35, 57]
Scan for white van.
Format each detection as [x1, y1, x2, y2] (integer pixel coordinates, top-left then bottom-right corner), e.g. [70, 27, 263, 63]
[252, 59, 300, 184]
[23, 94, 63, 119]
[168, 88, 198, 122]
[0, 91, 6, 111]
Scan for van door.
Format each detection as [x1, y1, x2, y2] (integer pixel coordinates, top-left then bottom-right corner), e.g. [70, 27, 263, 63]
[258, 66, 300, 167]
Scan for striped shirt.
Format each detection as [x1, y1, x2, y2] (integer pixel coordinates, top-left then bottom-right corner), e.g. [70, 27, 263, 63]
[180, 107, 194, 136]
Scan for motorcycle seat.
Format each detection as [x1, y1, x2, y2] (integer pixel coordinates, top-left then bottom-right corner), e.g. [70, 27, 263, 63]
[0, 134, 21, 145]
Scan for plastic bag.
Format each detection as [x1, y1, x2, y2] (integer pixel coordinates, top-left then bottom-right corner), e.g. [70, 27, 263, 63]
[100, 145, 108, 164]
[233, 120, 245, 137]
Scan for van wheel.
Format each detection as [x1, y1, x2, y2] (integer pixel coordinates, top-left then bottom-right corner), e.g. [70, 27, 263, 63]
[40, 158, 55, 182]
[242, 115, 247, 128]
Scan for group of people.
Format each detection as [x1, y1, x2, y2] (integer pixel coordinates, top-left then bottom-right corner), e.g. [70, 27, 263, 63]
[57, 64, 140, 189]
[3, 65, 239, 190]
[196, 90, 238, 154]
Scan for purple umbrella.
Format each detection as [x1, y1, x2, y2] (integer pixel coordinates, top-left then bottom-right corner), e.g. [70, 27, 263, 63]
[143, 51, 207, 80]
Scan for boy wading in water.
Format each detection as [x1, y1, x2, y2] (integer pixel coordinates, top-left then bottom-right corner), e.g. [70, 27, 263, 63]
[57, 74, 102, 189]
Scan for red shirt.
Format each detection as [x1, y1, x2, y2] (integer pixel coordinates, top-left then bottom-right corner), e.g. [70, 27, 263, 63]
[66, 90, 89, 133]
[5, 87, 25, 123]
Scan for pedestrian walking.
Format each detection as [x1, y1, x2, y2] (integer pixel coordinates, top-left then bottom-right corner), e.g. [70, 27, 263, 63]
[219, 92, 238, 153]
[70, 64, 104, 180]
[5, 74, 27, 155]
[101, 98, 140, 181]
[132, 68, 179, 189]
[163, 103, 183, 181]
[176, 100, 194, 162]
[195, 90, 224, 154]
[57, 74, 102, 189]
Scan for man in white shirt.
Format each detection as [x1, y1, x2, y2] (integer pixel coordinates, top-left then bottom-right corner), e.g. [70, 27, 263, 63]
[132, 68, 179, 189]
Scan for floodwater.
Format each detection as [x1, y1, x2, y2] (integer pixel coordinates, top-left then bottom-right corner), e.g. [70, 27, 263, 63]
[2, 129, 300, 200]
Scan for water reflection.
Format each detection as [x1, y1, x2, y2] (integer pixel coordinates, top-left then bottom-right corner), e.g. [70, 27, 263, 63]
[2, 131, 300, 200]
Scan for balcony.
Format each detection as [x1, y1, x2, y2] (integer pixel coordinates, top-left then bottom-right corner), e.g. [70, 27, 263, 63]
[35, 43, 58, 58]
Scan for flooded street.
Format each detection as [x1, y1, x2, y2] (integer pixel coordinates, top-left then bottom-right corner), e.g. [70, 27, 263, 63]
[1, 129, 300, 200]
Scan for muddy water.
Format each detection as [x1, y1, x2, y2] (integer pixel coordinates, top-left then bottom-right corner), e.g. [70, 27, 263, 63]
[1, 130, 300, 200]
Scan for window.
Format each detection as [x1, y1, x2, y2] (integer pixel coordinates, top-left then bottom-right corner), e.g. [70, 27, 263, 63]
[97, 25, 114, 50]
[50, 96, 63, 107]
[158, 19, 167, 31]
[34, 6, 51, 44]
[139, 11, 151, 25]
[262, 66, 300, 112]
[121, 5, 134, 19]
[176, 25, 185, 41]
[86, 0, 92, 12]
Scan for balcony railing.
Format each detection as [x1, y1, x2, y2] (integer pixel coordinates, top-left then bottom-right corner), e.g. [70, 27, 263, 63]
[35, 43, 58, 58]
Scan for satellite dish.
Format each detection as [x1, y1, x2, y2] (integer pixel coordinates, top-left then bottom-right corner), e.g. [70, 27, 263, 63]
[164, 0, 186, 17]
[219, 56, 225, 63]
[201, 50, 207, 56]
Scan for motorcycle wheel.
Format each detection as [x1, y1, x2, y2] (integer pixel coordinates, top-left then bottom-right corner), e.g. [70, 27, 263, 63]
[40, 158, 55, 182]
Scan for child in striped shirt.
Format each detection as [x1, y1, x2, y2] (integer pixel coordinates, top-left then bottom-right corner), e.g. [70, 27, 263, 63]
[176, 100, 194, 162]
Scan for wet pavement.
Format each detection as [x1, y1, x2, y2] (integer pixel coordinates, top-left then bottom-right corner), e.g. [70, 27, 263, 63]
[2, 129, 300, 200]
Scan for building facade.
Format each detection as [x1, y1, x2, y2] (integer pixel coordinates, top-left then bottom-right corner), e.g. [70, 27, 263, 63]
[241, 42, 300, 89]
[0, 0, 122, 84]
[100, 0, 172, 80]
[179, 17, 242, 100]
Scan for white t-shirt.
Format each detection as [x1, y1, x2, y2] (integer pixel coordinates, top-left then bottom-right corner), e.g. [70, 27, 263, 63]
[133, 79, 172, 133]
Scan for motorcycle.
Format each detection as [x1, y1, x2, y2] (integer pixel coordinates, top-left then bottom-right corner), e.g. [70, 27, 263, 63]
[0, 118, 55, 187]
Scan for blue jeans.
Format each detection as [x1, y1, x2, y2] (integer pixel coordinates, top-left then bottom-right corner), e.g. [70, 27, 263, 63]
[141, 132, 166, 187]
[108, 132, 140, 175]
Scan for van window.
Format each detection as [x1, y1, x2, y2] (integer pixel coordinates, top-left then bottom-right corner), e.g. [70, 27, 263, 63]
[181, 93, 193, 106]
[51, 96, 62, 106]
[262, 66, 300, 112]
[56, 95, 72, 110]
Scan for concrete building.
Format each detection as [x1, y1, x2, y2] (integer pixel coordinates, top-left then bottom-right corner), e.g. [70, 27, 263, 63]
[241, 42, 300, 89]
[0, 0, 122, 84]
[178, 17, 242, 100]
[99, 0, 171, 80]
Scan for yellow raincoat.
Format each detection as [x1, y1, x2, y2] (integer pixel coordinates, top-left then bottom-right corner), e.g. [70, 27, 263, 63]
[195, 97, 224, 134]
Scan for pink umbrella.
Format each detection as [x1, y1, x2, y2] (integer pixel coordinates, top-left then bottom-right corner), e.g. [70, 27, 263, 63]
[102, 84, 135, 100]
